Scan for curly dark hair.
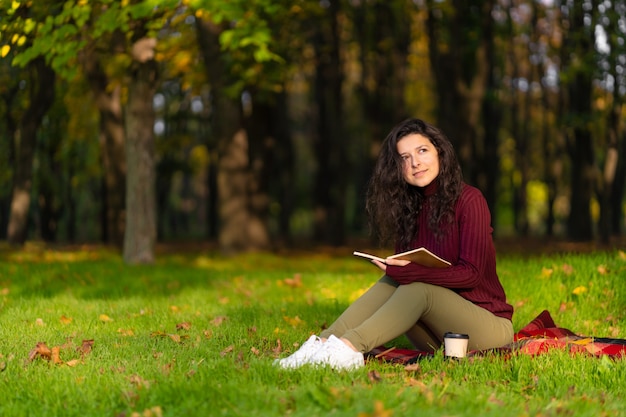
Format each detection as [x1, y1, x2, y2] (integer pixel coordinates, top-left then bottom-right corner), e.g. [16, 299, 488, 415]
[365, 118, 463, 250]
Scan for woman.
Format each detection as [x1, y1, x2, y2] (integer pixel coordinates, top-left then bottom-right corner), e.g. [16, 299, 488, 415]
[276, 118, 514, 370]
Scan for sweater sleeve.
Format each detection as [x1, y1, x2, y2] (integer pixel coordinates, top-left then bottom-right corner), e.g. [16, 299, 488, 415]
[386, 187, 492, 289]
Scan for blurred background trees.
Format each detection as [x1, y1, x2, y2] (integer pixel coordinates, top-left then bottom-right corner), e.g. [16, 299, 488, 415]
[0, 0, 624, 263]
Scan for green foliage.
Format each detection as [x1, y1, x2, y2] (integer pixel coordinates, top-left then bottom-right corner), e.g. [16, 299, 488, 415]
[5, 0, 178, 79]
[0, 246, 625, 416]
[2, 0, 289, 80]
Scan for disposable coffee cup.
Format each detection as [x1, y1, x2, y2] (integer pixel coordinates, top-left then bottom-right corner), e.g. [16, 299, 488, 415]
[443, 332, 469, 358]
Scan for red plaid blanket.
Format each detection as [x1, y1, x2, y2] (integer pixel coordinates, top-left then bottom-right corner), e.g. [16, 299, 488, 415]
[367, 310, 626, 364]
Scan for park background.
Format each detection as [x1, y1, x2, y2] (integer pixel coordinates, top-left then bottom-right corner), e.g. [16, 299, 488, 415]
[1, 0, 625, 263]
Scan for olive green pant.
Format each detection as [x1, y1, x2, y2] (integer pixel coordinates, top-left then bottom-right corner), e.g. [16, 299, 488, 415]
[319, 276, 513, 353]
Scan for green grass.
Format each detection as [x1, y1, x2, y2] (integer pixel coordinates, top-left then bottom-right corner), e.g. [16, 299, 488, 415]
[0, 243, 625, 416]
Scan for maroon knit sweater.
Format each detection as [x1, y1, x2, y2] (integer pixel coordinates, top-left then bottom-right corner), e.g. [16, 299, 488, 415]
[385, 182, 514, 320]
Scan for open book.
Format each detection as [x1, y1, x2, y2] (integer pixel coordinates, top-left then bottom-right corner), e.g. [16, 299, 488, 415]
[353, 247, 451, 268]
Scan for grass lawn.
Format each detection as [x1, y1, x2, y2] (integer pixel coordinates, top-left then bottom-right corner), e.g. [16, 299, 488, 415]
[0, 242, 625, 416]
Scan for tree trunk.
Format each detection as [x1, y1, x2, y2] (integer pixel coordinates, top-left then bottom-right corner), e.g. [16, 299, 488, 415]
[195, 18, 271, 253]
[37, 121, 63, 242]
[312, 0, 346, 245]
[610, 140, 625, 236]
[0, 77, 20, 240]
[273, 91, 295, 243]
[542, 90, 560, 237]
[598, 6, 623, 242]
[426, 0, 492, 186]
[245, 92, 294, 246]
[563, 1, 596, 241]
[123, 38, 158, 264]
[480, 0, 502, 225]
[353, 1, 411, 236]
[7, 58, 56, 245]
[82, 54, 127, 246]
[599, 127, 619, 243]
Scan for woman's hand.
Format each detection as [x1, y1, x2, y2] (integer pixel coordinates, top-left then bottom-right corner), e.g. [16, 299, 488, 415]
[371, 257, 411, 272]
[371, 259, 387, 272]
[385, 258, 411, 267]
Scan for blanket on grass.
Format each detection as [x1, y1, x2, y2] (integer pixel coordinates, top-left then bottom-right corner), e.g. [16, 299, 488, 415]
[366, 310, 626, 364]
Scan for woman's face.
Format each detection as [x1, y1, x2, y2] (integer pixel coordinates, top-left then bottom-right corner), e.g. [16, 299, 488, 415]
[397, 133, 440, 188]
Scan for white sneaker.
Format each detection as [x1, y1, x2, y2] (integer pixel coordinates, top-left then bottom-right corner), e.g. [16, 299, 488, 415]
[274, 335, 323, 369]
[309, 335, 364, 370]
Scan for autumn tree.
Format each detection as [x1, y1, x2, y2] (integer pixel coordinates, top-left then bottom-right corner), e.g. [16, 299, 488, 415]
[556, 0, 597, 241]
[6, 0, 182, 262]
[424, 0, 501, 210]
[597, 0, 626, 242]
[0, 1, 57, 245]
[192, 0, 302, 252]
[348, 0, 414, 238]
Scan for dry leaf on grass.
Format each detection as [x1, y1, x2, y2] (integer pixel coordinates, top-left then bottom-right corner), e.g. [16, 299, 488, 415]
[117, 328, 135, 336]
[28, 342, 52, 362]
[210, 316, 227, 326]
[272, 339, 283, 355]
[597, 265, 609, 274]
[51, 346, 63, 365]
[404, 362, 421, 373]
[150, 331, 188, 344]
[128, 374, 150, 389]
[99, 314, 113, 322]
[27, 339, 94, 366]
[176, 322, 191, 331]
[283, 273, 302, 288]
[65, 359, 80, 367]
[367, 370, 382, 383]
[220, 345, 234, 356]
[77, 339, 94, 356]
[358, 401, 393, 417]
[130, 406, 162, 417]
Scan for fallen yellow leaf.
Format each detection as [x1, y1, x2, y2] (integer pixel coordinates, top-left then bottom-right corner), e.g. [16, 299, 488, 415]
[99, 314, 113, 322]
[118, 328, 135, 336]
[176, 322, 191, 331]
[77, 339, 94, 356]
[220, 345, 234, 356]
[51, 346, 64, 365]
[210, 316, 227, 326]
[65, 359, 80, 367]
[282, 315, 304, 327]
[28, 342, 52, 362]
[283, 273, 302, 287]
[358, 401, 393, 417]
